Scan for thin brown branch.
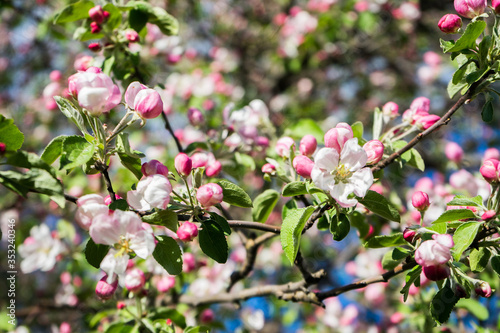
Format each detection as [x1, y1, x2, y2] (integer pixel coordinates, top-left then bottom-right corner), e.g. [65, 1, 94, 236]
[228, 220, 281, 233]
[371, 76, 490, 173]
[161, 112, 183, 153]
[64, 193, 78, 204]
[294, 251, 320, 285]
[101, 167, 116, 202]
[254, 232, 278, 246]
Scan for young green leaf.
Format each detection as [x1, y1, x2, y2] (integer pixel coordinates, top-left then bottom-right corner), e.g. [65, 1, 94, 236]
[446, 195, 483, 207]
[400, 265, 422, 302]
[41, 135, 66, 165]
[252, 189, 280, 223]
[0, 115, 24, 152]
[364, 233, 405, 248]
[85, 238, 110, 269]
[153, 236, 183, 275]
[490, 255, 500, 276]
[442, 21, 486, 53]
[432, 209, 477, 224]
[282, 181, 308, 197]
[199, 220, 228, 263]
[53, 0, 95, 24]
[358, 190, 400, 222]
[469, 247, 490, 273]
[330, 214, 350, 241]
[60, 136, 95, 171]
[217, 180, 253, 208]
[452, 222, 483, 261]
[481, 94, 494, 123]
[280, 207, 315, 264]
[142, 210, 178, 231]
[53, 96, 88, 134]
[456, 299, 489, 321]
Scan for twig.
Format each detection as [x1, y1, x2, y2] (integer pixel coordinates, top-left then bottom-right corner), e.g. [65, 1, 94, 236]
[303, 204, 331, 233]
[64, 193, 78, 204]
[161, 112, 183, 153]
[228, 220, 281, 233]
[371, 77, 489, 173]
[294, 251, 318, 285]
[101, 167, 116, 202]
[227, 238, 259, 291]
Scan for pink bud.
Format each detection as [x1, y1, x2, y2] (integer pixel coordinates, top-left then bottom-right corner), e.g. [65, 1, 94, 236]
[382, 101, 399, 117]
[142, 160, 169, 177]
[196, 183, 224, 207]
[134, 89, 163, 119]
[261, 163, 276, 174]
[455, 284, 467, 298]
[125, 81, 148, 107]
[60, 272, 72, 285]
[89, 5, 106, 24]
[299, 135, 317, 157]
[50, 70, 62, 82]
[416, 114, 440, 130]
[104, 194, 122, 205]
[410, 97, 431, 113]
[454, 0, 486, 19]
[484, 148, 500, 161]
[363, 140, 384, 165]
[191, 152, 208, 168]
[95, 275, 118, 300]
[125, 29, 140, 43]
[438, 14, 462, 34]
[88, 42, 101, 52]
[0, 142, 6, 154]
[117, 301, 126, 310]
[200, 309, 215, 323]
[482, 210, 496, 220]
[256, 136, 270, 147]
[176, 221, 199, 242]
[275, 136, 295, 157]
[60, 322, 71, 333]
[90, 22, 101, 34]
[182, 252, 196, 272]
[174, 153, 192, 177]
[480, 159, 500, 183]
[445, 142, 463, 163]
[187, 107, 205, 127]
[415, 234, 454, 268]
[125, 268, 145, 292]
[324, 123, 353, 153]
[412, 191, 430, 211]
[205, 160, 222, 177]
[292, 155, 314, 179]
[423, 265, 451, 281]
[156, 275, 176, 292]
[403, 228, 417, 243]
[475, 281, 492, 298]
[493, 0, 500, 13]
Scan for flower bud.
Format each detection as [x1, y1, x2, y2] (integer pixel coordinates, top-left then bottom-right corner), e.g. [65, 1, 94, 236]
[484, 148, 500, 161]
[480, 159, 500, 183]
[196, 183, 224, 207]
[494, 0, 500, 14]
[363, 140, 384, 165]
[482, 210, 496, 220]
[95, 275, 118, 300]
[104, 194, 122, 205]
[292, 155, 314, 179]
[382, 101, 399, 117]
[445, 142, 463, 163]
[455, 284, 467, 298]
[403, 228, 417, 243]
[475, 281, 492, 298]
[200, 309, 215, 323]
[415, 234, 454, 268]
[438, 14, 462, 34]
[156, 275, 176, 292]
[412, 191, 430, 211]
[125, 29, 139, 43]
[50, 70, 62, 82]
[134, 89, 164, 119]
[324, 123, 353, 153]
[275, 136, 295, 157]
[205, 160, 222, 177]
[117, 301, 126, 310]
[174, 153, 192, 177]
[187, 107, 205, 127]
[88, 42, 101, 52]
[125, 268, 145, 292]
[410, 97, 431, 113]
[191, 152, 208, 168]
[142, 160, 169, 177]
[60, 322, 71, 333]
[423, 265, 451, 281]
[0, 142, 6, 154]
[176, 221, 199, 242]
[416, 114, 440, 130]
[182, 252, 196, 272]
[89, 5, 106, 24]
[256, 136, 270, 148]
[261, 163, 276, 174]
[454, 0, 486, 19]
[90, 22, 101, 34]
[299, 135, 317, 157]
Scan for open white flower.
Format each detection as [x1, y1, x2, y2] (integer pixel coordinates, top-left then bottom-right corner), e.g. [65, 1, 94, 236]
[127, 174, 172, 211]
[89, 210, 155, 283]
[311, 138, 373, 207]
[19, 224, 65, 273]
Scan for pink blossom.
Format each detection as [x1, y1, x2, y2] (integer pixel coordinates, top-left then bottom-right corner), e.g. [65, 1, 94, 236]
[200, 309, 215, 323]
[480, 159, 500, 183]
[205, 160, 222, 177]
[403, 228, 417, 243]
[183, 252, 196, 272]
[95, 275, 118, 300]
[482, 210, 496, 220]
[275, 136, 295, 157]
[68, 67, 121, 116]
[104, 194, 122, 205]
[125, 29, 139, 43]
[197, 183, 224, 207]
[262, 163, 276, 174]
[416, 114, 440, 130]
[60, 322, 71, 333]
[438, 14, 462, 34]
[188, 107, 205, 126]
[311, 138, 374, 207]
[423, 265, 451, 281]
[415, 234, 454, 267]
[293, 155, 314, 179]
[19, 224, 65, 273]
[174, 153, 192, 177]
[141, 160, 169, 177]
[192, 152, 209, 168]
[89, 5, 107, 24]
[134, 89, 163, 119]
[156, 275, 176, 292]
[127, 174, 172, 210]
[454, 0, 486, 18]
[75, 194, 109, 230]
[363, 140, 384, 165]
[445, 142, 464, 163]
[475, 281, 492, 297]
[410, 97, 431, 113]
[484, 147, 500, 161]
[299, 135, 317, 157]
[494, 0, 500, 14]
[412, 191, 430, 211]
[324, 123, 353, 153]
[177, 222, 199, 242]
[382, 101, 399, 118]
[125, 268, 145, 292]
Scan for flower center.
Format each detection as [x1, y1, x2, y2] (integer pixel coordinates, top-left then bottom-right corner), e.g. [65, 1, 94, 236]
[331, 164, 353, 184]
[115, 236, 133, 257]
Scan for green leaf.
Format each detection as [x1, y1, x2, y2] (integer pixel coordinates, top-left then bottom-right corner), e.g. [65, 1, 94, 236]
[452, 59, 474, 85]
[392, 141, 425, 171]
[6, 150, 57, 178]
[479, 35, 492, 65]
[85, 238, 110, 269]
[208, 212, 231, 235]
[382, 247, 410, 270]
[430, 285, 460, 324]
[442, 21, 487, 53]
[358, 190, 400, 222]
[108, 199, 129, 211]
[105, 323, 135, 333]
[0, 115, 24, 152]
[364, 233, 405, 248]
[351, 121, 364, 142]
[54, 96, 88, 135]
[453, 222, 483, 261]
[330, 214, 350, 241]
[153, 236, 183, 275]
[283, 118, 324, 143]
[490, 255, 500, 276]
[103, 3, 121, 30]
[427, 222, 447, 234]
[235, 152, 256, 171]
[129, 8, 149, 32]
[400, 265, 422, 302]
[282, 181, 308, 197]
[469, 247, 490, 273]
[280, 207, 315, 264]
[482, 94, 494, 123]
[349, 211, 369, 237]
[126, 1, 179, 35]
[199, 220, 228, 263]
[456, 298, 489, 321]
[432, 209, 477, 224]
[217, 180, 253, 208]
[282, 199, 298, 221]
[53, 0, 95, 24]
[142, 210, 178, 231]
[447, 195, 483, 207]
[440, 38, 455, 53]
[252, 189, 280, 223]
[60, 136, 95, 171]
[184, 327, 210, 333]
[150, 309, 186, 329]
[115, 133, 144, 179]
[41, 135, 66, 165]
[448, 78, 469, 99]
